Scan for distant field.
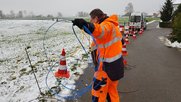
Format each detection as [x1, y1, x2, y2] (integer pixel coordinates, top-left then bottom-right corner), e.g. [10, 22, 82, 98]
[60, 16, 160, 25]
[146, 17, 160, 22]
[118, 17, 129, 24]
[85, 17, 160, 25]
[118, 17, 160, 25]
[84, 17, 129, 24]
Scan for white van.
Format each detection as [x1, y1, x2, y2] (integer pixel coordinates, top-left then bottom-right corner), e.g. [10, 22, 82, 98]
[129, 12, 147, 31]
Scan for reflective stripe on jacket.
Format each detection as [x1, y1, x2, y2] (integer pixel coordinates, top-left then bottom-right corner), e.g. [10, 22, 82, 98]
[91, 15, 123, 63]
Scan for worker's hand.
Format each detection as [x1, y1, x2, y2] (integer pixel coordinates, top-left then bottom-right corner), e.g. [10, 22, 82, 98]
[72, 19, 87, 29]
[93, 78, 107, 91]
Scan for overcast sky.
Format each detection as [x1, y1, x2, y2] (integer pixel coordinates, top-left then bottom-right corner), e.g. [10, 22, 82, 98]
[0, 0, 172, 17]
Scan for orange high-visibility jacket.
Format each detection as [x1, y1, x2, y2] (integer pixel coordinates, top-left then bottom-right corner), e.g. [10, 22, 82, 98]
[91, 15, 123, 63]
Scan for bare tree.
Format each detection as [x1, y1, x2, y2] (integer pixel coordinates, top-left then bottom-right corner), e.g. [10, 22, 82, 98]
[153, 13, 159, 18]
[36, 15, 43, 18]
[57, 12, 63, 18]
[29, 12, 35, 18]
[47, 14, 53, 18]
[17, 11, 23, 18]
[0, 10, 3, 18]
[23, 10, 27, 17]
[124, 2, 134, 16]
[77, 11, 89, 17]
[10, 10, 15, 18]
[142, 12, 148, 17]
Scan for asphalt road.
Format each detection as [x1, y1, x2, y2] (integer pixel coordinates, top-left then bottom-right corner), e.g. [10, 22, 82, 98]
[120, 21, 181, 102]
[69, 21, 181, 102]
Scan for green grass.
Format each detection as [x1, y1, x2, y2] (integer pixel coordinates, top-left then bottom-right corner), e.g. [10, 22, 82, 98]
[146, 17, 160, 22]
[84, 16, 129, 24]
[84, 17, 129, 24]
[118, 17, 129, 24]
[84, 17, 160, 24]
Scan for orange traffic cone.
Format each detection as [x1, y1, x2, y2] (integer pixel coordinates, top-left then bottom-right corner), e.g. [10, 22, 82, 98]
[125, 34, 129, 38]
[55, 49, 70, 78]
[123, 59, 128, 66]
[124, 25, 129, 36]
[141, 27, 144, 33]
[125, 30, 129, 36]
[128, 25, 132, 35]
[119, 25, 124, 33]
[132, 26, 136, 36]
[139, 30, 143, 35]
[139, 27, 144, 35]
[122, 44, 128, 56]
[128, 30, 131, 35]
[133, 26, 137, 35]
[132, 33, 136, 40]
[124, 35, 130, 44]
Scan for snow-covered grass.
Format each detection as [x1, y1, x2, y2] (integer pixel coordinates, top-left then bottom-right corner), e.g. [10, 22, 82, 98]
[159, 36, 181, 49]
[0, 20, 91, 102]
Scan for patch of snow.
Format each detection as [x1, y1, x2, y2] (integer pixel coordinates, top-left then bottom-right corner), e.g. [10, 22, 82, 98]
[159, 36, 181, 48]
[170, 41, 181, 48]
[156, 24, 160, 29]
[0, 20, 91, 102]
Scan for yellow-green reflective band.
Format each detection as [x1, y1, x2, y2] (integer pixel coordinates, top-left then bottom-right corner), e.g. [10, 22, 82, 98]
[97, 26, 105, 39]
[112, 27, 116, 37]
[99, 52, 122, 63]
[98, 37, 122, 48]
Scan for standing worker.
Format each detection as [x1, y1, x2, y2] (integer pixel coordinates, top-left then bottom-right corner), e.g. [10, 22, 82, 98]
[72, 8, 124, 102]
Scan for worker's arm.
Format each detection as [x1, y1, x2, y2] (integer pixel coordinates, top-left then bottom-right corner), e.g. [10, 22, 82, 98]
[72, 18, 113, 39]
[91, 23, 113, 39]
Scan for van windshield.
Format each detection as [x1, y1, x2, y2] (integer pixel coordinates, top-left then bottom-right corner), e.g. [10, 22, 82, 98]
[130, 16, 141, 22]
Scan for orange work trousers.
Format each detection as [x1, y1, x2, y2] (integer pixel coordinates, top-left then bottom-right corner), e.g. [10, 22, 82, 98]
[91, 69, 120, 102]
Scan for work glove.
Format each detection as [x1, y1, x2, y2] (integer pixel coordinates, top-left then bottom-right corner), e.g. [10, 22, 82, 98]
[93, 77, 107, 91]
[72, 19, 88, 29]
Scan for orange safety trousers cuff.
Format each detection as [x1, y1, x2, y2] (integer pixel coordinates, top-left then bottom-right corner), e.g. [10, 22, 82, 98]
[91, 63, 120, 102]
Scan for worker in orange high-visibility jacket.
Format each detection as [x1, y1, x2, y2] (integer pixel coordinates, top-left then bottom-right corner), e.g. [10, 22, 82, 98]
[72, 8, 124, 102]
